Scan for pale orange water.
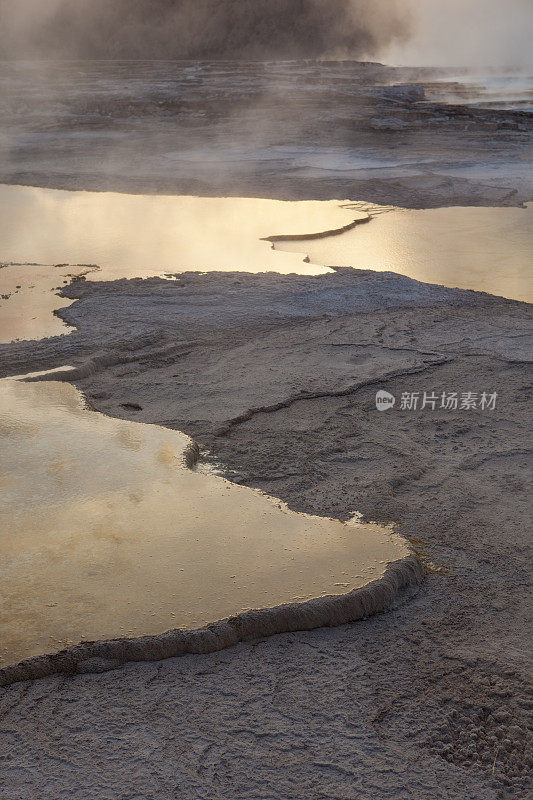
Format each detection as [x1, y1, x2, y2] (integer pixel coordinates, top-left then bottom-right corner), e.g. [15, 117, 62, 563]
[0, 373, 408, 667]
[0, 184, 367, 279]
[0, 187, 417, 668]
[277, 204, 533, 303]
[0, 184, 369, 342]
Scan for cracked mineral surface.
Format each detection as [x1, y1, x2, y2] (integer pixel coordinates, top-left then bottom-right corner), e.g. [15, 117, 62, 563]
[1, 266, 531, 798]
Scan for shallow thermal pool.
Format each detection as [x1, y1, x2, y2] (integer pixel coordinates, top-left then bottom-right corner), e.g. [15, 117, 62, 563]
[4, 183, 524, 669]
[0, 373, 408, 667]
[0, 184, 369, 341]
[278, 204, 533, 303]
[0, 183, 366, 280]
[0, 187, 530, 343]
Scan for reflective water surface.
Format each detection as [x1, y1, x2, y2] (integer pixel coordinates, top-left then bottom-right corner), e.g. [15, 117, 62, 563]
[3, 184, 525, 666]
[0, 184, 364, 279]
[0, 184, 369, 342]
[2, 183, 531, 347]
[278, 204, 533, 303]
[0, 375, 408, 667]
[0, 263, 92, 343]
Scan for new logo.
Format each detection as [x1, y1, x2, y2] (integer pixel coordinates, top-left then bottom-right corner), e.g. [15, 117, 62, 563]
[375, 390, 396, 411]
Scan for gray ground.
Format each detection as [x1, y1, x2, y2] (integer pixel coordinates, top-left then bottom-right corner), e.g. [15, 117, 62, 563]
[1, 61, 532, 209]
[0, 268, 531, 799]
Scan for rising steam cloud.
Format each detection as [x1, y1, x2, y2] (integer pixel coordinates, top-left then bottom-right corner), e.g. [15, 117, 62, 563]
[1, 1, 529, 67]
[384, 0, 533, 69]
[0, 0, 411, 61]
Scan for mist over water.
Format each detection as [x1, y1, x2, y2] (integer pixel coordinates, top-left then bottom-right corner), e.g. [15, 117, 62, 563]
[1, 1, 530, 205]
[1, 58, 530, 209]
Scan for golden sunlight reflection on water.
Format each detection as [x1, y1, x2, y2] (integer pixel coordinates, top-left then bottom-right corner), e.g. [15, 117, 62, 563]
[278, 204, 533, 303]
[0, 375, 408, 667]
[0, 184, 366, 279]
[0, 184, 369, 342]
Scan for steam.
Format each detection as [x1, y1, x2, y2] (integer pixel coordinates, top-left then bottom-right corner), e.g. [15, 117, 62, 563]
[382, 0, 533, 70]
[1, 1, 530, 68]
[0, 0, 410, 61]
